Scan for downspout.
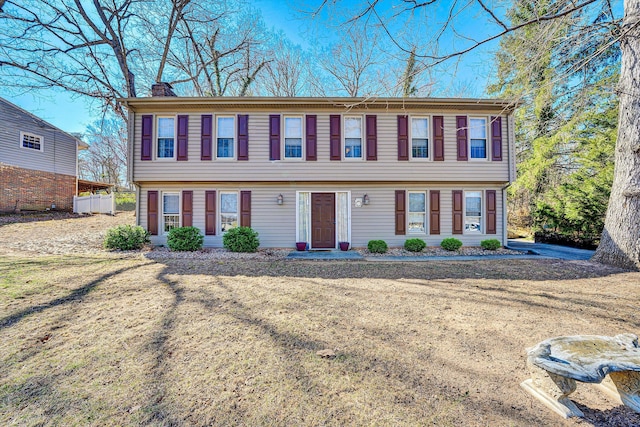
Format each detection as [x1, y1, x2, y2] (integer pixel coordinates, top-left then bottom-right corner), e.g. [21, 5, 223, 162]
[124, 105, 141, 226]
[503, 111, 516, 246]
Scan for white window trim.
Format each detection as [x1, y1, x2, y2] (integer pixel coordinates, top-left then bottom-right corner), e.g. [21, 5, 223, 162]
[20, 131, 44, 152]
[343, 115, 364, 161]
[463, 190, 484, 234]
[410, 116, 431, 161]
[155, 115, 177, 161]
[215, 115, 237, 161]
[468, 117, 488, 161]
[282, 115, 305, 160]
[161, 191, 181, 235]
[407, 191, 428, 235]
[219, 190, 239, 233]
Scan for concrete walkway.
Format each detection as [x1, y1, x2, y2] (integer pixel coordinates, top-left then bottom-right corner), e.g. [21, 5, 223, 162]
[507, 239, 595, 261]
[286, 241, 595, 262]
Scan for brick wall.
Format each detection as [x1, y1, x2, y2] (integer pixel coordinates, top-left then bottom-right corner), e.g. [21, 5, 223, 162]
[0, 163, 76, 212]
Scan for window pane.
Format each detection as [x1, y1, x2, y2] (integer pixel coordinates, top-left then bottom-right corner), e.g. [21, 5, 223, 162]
[221, 214, 238, 232]
[345, 117, 362, 138]
[220, 193, 237, 213]
[158, 118, 175, 138]
[412, 139, 428, 158]
[469, 118, 486, 139]
[217, 117, 234, 138]
[163, 194, 179, 214]
[408, 213, 426, 233]
[217, 138, 234, 158]
[285, 117, 302, 138]
[164, 215, 179, 233]
[285, 138, 302, 158]
[409, 192, 426, 212]
[411, 118, 428, 138]
[345, 138, 361, 158]
[470, 139, 486, 158]
[158, 138, 174, 158]
[22, 134, 42, 150]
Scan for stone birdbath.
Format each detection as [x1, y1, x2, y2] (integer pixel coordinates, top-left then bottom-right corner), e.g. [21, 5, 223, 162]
[521, 333, 640, 418]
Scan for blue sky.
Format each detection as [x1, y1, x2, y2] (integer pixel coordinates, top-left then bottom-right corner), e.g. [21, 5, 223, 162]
[5, 0, 510, 132]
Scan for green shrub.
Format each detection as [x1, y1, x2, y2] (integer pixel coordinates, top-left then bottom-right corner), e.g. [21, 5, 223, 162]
[223, 226, 260, 253]
[404, 238, 426, 252]
[167, 226, 204, 251]
[103, 224, 149, 250]
[440, 237, 462, 251]
[367, 240, 388, 254]
[115, 192, 136, 211]
[480, 239, 502, 250]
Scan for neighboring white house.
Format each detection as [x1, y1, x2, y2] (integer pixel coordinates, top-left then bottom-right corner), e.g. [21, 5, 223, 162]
[0, 97, 89, 212]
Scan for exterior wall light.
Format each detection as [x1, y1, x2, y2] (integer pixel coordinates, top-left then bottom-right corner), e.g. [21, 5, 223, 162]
[363, 194, 370, 205]
[277, 194, 284, 205]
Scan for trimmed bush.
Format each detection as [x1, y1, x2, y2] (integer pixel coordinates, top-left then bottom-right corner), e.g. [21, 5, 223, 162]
[440, 237, 462, 251]
[404, 238, 426, 252]
[167, 226, 204, 251]
[223, 226, 260, 253]
[367, 240, 388, 254]
[480, 239, 502, 251]
[103, 224, 149, 250]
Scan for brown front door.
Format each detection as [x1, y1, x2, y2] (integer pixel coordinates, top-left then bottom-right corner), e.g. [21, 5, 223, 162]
[311, 193, 336, 248]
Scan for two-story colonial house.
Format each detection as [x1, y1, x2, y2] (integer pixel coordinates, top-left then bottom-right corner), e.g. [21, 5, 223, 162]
[0, 97, 89, 212]
[121, 87, 516, 249]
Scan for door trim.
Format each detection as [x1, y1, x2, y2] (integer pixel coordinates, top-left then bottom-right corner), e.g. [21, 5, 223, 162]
[296, 190, 351, 250]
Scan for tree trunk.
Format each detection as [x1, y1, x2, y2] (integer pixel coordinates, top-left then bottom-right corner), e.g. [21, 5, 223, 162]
[592, 1, 640, 270]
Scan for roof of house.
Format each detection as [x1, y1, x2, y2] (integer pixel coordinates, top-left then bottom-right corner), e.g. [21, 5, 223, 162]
[118, 96, 518, 114]
[0, 97, 89, 149]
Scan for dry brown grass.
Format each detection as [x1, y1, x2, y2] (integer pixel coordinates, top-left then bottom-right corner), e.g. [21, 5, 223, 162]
[1, 253, 639, 426]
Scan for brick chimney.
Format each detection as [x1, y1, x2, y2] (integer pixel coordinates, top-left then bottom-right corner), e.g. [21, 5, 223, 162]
[151, 82, 177, 97]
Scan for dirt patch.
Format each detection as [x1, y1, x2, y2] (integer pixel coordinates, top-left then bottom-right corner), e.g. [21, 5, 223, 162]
[0, 214, 639, 426]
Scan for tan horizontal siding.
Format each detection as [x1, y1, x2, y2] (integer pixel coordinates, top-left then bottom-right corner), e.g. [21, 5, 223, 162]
[133, 112, 511, 183]
[139, 182, 505, 249]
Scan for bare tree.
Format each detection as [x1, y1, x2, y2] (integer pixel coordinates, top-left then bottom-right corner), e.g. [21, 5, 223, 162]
[260, 37, 308, 97]
[79, 116, 128, 189]
[319, 25, 383, 96]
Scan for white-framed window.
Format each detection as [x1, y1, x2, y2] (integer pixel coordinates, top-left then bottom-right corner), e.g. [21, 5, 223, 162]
[465, 191, 482, 233]
[220, 191, 238, 232]
[284, 116, 303, 159]
[20, 131, 43, 152]
[411, 117, 429, 159]
[217, 116, 235, 159]
[157, 117, 176, 159]
[344, 116, 362, 159]
[162, 192, 180, 233]
[408, 191, 427, 233]
[469, 117, 487, 159]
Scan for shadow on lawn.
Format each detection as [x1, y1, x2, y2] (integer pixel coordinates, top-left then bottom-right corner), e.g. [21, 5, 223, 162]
[0, 261, 153, 330]
[135, 263, 583, 426]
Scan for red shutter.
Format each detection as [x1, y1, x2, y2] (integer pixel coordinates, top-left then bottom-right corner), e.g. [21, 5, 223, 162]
[395, 190, 406, 235]
[240, 190, 251, 227]
[456, 116, 468, 161]
[177, 115, 189, 161]
[269, 115, 280, 161]
[205, 190, 216, 235]
[366, 115, 377, 161]
[486, 190, 497, 234]
[433, 115, 444, 161]
[182, 190, 193, 227]
[330, 115, 341, 160]
[147, 190, 158, 235]
[306, 115, 317, 161]
[238, 114, 249, 161]
[430, 190, 440, 235]
[141, 115, 153, 160]
[491, 116, 502, 161]
[452, 190, 463, 234]
[397, 115, 409, 161]
[201, 115, 212, 160]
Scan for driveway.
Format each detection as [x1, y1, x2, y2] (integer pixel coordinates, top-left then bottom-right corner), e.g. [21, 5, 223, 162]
[508, 239, 595, 261]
